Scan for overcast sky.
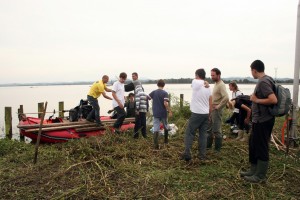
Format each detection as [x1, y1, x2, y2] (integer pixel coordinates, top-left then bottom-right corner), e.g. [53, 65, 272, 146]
[0, 0, 298, 83]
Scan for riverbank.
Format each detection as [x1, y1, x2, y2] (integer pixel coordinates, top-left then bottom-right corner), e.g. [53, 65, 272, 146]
[0, 110, 299, 199]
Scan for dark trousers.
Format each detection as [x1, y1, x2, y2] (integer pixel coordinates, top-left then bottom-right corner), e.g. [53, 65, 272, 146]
[87, 95, 100, 124]
[249, 118, 275, 164]
[113, 106, 126, 129]
[134, 112, 147, 137]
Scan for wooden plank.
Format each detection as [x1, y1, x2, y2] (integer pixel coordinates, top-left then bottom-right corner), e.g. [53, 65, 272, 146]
[25, 123, 99, 133]
[18, 117, 135, 129]
[75, 126, 106, 132]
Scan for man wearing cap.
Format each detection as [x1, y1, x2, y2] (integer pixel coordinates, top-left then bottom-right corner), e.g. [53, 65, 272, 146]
[86, 75, 113, 126]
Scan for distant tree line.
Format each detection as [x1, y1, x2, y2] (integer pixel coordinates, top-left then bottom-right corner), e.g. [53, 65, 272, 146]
[143, 78, 295, 84]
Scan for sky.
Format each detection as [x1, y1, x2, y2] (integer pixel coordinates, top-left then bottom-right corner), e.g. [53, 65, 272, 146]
[0, 0, 298, 84]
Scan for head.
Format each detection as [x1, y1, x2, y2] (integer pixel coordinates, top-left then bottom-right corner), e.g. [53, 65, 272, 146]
[157, 79, 165, 88]
[119, 72, 127, 83]
[229, 81, 238, 91]
[102, 75, 109, 83]
[195, 68, 206, 80]
[132, 72, 138, 81]
[250, 60, 265, 79]
[211, 68, 221, 82]
[128, 93, 134, 101]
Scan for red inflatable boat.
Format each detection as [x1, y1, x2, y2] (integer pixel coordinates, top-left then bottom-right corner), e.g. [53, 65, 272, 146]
[18, 116, 135, 143]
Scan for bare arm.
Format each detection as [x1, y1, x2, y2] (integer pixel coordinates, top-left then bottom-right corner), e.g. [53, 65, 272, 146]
[105, 87, 112, 92]
[102, 92, 112, 100]
[164, 100, 172, 118]
[241, 104, 251, 124]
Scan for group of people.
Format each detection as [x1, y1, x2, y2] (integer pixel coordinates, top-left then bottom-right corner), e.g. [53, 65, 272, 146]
[86, 59, 278, 184]
[86, 72, 172, 148]
[181, 60, 278, 184]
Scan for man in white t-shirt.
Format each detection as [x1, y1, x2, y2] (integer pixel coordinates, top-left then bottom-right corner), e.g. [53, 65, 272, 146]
[181, 68, 212, 161]
[112, 72, 127, 133]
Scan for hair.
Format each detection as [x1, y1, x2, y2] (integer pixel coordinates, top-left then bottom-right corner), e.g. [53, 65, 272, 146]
[132, 72, 138, 77]
[250, 60, 265, 72]
[102, 75, 109, 79]
[229, 81, 238, 90]
[211, 68, 221, 75]
[119, 72, 127, 79]
[128, 92, 134, 97]
[157, 79, 165, 87]
[195, 68, 206, 79]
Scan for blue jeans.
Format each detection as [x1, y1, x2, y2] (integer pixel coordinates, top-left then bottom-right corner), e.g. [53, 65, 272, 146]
[87, 95, 101, 124]
[153, 117, 168, 132]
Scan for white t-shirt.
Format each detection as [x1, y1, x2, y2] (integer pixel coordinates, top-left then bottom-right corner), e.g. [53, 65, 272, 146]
[112, 81, 125, 108]
[190, 79, 212, 114]
[232, 90, 243, 113]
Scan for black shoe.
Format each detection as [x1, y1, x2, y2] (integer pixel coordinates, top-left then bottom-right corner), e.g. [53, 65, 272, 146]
[180, 154, 191, 162]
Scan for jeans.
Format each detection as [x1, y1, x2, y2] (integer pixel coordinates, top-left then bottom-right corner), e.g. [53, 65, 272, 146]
[153, 117, 168, 132]
[87, 95, 100, 124]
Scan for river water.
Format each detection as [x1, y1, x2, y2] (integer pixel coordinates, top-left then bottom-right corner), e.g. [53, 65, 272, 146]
[0, 83, 297, 138]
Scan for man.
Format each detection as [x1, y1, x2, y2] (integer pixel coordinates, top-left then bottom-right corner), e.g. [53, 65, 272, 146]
[112, 72, 127, 133]
[86, 75, 112, 126]
[133, 80, 150, 138]
[149, 79, 172, 149]
[182, 69, 212, 161]
[241, 60, 277, 183]
[125, 72, 139, 92]
[207, 68, 229, 152]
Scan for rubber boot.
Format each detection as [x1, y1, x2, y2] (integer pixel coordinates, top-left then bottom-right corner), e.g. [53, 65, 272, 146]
[240, 164, 257, 177]
[215, 137, 222, 152]
[235, 130, 244, 140]
[153, 132, 159, 149]
[207, 135, 213, 149]
[240, 132, 249, 142]
[244, 160, 268, 183]
[164, 130, 169, 144]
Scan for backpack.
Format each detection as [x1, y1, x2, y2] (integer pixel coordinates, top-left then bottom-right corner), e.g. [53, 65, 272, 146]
[268, 78, 292, 117]
[68, 99, 93, 122]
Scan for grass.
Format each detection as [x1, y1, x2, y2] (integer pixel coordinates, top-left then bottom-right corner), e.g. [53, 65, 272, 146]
[0, 106, 299, 199]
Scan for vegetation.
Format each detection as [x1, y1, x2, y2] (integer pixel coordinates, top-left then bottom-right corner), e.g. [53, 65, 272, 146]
[0, 99, 299, 199]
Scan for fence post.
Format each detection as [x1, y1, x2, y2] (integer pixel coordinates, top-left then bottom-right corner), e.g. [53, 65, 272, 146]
[38, 102, 44, 118]
[180, 94, 184, 109]
[5, 107, 12, 139]
[168, 94, 171, 107]
[18, 105, 25, 141]
[59, 101, 64, 118]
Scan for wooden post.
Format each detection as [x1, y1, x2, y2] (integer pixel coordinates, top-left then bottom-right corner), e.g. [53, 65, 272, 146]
[5, 107, 12, 139]
[38, 102, 44, 118]
[18, 105, 25, 141]
[180, 94, 184, 109]
[34, 102, 47, 164]
[168, 94, 172, 107]
[59, 101, 64, 118]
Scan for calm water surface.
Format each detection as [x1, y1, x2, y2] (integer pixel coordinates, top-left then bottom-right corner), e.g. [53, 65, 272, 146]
[0, 83, 297, 138]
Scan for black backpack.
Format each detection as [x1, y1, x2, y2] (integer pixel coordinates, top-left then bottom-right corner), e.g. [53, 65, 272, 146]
[69, 99, 92, 122]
